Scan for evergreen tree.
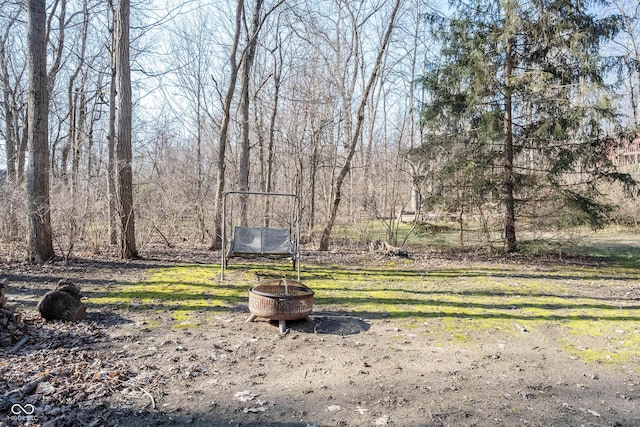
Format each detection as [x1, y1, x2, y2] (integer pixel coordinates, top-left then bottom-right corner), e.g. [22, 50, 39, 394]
[416, 0, 635, 251]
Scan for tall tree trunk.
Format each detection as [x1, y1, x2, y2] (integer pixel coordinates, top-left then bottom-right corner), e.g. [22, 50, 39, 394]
[196, 89, 205, 242]
[238, 0, 264, 223]
[26, 0, 54, 262]
[210, 0, 244, 251]
[17, 119, 28, 183]
[0, 84, 19, 240]
[407, 6, 422, 220]
[115, 0, 137, 259]
[264, 37, 282, 227]
[72, 74, 87, 194]
[63, 0, 88, 194]
[308, 128, 319, 236]
[503, 34, 516, 252]
[108, 1, 117, 245]
[318, 0, 401, 251]
[2, 103, 16, 181]
[0, 15, 18, 183]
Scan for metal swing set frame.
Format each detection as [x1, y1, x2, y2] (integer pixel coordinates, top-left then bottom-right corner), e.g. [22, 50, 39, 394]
[221, 191, 301, 280]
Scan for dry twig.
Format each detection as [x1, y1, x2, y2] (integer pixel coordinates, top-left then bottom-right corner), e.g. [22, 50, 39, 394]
[139, 386, 156, 410]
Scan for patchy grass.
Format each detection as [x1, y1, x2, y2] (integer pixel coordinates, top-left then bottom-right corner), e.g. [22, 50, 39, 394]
[88, 265, 248, 328]
[88, 235, 640, 364]
[573, 232, 640, 267]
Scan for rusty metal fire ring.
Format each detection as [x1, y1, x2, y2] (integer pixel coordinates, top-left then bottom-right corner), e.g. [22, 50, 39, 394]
[248, 279, 314, 321]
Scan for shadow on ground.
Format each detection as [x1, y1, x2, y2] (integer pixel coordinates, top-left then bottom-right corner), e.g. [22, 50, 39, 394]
[250, 312, 371, 336]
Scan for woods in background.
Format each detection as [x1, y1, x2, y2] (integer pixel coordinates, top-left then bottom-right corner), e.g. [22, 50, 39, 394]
[1, 0, 639, 262]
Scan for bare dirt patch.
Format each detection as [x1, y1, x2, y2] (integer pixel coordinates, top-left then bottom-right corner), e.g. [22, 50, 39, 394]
[1, 246, 639, 426]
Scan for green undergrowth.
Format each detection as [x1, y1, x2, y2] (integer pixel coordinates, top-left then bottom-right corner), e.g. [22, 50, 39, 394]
[88, 252, 640, 365]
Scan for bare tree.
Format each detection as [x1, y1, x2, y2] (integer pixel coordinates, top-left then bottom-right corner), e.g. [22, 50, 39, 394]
[210, 0, 244, 250]
[0, 6, 26, 241]
[0, 6, 22, 184]
[26, 0, 54, 262]
[236, 0, 283, 221]
[318, 0, 402, 251]
[238, 0, 265, 202]
[114, 0, 137, 258]
[162, 8, 221, 243]
[60, 0, 90, 192]
[107, 0, 118, 245]
[612, 0, 640, 127]
[260, 24, 283, 226]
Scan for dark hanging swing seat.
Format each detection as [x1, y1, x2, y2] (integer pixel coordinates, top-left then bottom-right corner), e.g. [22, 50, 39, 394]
[226, 226, 294, 260]
[221, 192, 301, 280]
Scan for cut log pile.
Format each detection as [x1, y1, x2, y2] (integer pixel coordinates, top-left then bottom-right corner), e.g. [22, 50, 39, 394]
[0, 279, 26, 348]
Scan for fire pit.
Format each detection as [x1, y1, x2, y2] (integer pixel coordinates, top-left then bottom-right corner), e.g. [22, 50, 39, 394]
[245, 279, 314, 333]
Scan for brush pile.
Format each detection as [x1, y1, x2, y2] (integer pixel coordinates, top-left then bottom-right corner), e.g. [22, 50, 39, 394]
[368, 240, 409, 258]
[0, 279, 27, 349]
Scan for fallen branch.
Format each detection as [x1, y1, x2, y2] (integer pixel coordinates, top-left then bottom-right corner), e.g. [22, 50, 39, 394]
[111, 375, 156, 410]
[8, 371, 56, 397]
[9, 336, 29, 354]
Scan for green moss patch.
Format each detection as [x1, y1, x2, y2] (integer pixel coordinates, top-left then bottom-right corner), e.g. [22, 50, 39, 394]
[89, 254, 640, 363]
[88, 264, 249, 328]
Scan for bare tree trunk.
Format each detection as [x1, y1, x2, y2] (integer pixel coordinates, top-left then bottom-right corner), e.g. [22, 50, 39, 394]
[318, 0, 401, 251]
[503, 34, 516, 253]
[238, 0, 265, 223]
[63, 1, 88, 194]
[196, 79, 205, 242]
[407, 6, 422, 220]
[26, 0, 54, 262]
[1, 7, 26, 190]
[108, 2, 117, 245]
[264, 34, 282, 227]
[211, 0, 244, 251]
[71, 74, 87, 193]
[46, 0, 66, 95]
[0, 13, 18, 183]
[2, 99, 16, 181]
[308, 129, 319, 235]
[0, 68, 19, 239]
[115, 0, 137, 259]
[17, 120, 27, 183]
[60, 79, 74, 181]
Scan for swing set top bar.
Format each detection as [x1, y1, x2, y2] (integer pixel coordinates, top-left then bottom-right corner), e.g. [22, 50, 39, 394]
[221, 191, 301, 280]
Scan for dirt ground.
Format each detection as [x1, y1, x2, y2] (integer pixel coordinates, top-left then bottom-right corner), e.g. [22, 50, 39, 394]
[1, 246, 639, 427]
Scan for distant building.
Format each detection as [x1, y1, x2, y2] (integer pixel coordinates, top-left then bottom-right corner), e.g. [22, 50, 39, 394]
[610, 135, 640, 167]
